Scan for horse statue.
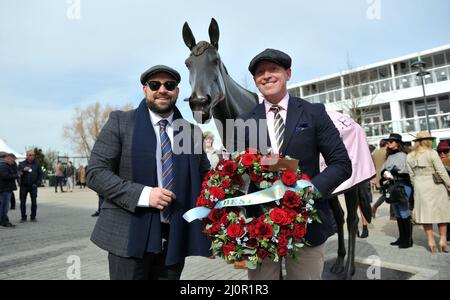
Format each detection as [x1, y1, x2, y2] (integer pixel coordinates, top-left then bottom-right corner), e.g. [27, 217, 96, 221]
[182, 18, 258, 142]
[182, 18, 375, 280]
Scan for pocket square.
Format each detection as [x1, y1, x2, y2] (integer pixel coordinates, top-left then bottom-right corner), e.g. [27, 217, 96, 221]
[295, 123, 310, 134]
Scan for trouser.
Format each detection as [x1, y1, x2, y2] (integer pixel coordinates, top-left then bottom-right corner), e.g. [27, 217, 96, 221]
[97, 195, 105, 213]
[0, 192, 12, 224]
[10, 192, 16, 209]
[248, 243, 325, 280]
[67, 177, 74, 191]
[55, 177, 64, 192]
[108, 224, 185, 280]
[20, 185, 38, 219]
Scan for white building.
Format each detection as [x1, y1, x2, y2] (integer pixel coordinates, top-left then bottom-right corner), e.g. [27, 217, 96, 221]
[288, 45, 450, 146]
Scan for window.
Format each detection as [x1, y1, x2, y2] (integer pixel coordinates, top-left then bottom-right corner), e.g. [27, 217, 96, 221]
[446, 50, 450, 64]
[378, 66, 390, 79]
[439, 95, 450, 113]
[422, 56, 433, 69]
[325, 78, 341, 91]
[317, 82, 325, 93]
[369, 69, 378, 81]
[382, 105, 392, 121]
[395, 61, 410, 75]
[404, 101, 414, 118]
[434, 53, 446, 67]
[359, 72, 369, 83]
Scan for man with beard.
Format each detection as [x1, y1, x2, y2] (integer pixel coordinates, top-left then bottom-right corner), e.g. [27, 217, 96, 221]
[87, 65, 211, 280]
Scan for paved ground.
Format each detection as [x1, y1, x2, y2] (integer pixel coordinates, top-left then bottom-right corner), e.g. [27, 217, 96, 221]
[0, 187, 449, 280]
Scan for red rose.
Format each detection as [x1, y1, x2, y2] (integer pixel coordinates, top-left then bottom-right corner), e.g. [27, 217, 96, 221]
[257, 248, 270, 259]
[269, 207, 292, 226]
[247, 224, 257, 239]
[285, 208, 299, 221]
[196, 196, 209, 207]
[249, 172, 260, 182]
[220, 214, 230, 226]
[278, 236, 289, 248]
[292, 223, 307, 240]
[209, 187, 225, 200]
[208, 208, 225, 223]
[222, 161, 237, 175]
[255, 222, 273, 240]
[221, 179, 232, 189]
[277, 245, 288, 257]
[281, 190, 301, 208]
[281, 170, 297, 186]
[207, 223, 221, 235]
[280, 228, 292, 238]
[231, 175, 244, 188]
[299, 172, 312, 182]
[241, 153, 257, 167]
[227, 223, 244, 238]
[223, 243, 235, 256]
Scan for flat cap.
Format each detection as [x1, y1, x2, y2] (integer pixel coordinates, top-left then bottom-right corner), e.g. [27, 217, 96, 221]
[140, 65, 181, 85]
[248, 48, 292, 76]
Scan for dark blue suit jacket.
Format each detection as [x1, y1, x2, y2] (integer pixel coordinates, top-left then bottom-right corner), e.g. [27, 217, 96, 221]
[235, 96, 352, 246]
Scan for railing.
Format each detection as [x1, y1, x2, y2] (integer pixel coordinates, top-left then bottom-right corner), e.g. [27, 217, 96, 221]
[300, 65, 450, 105]
[395, 65, 450, 90]
[363, 112, 450, 138]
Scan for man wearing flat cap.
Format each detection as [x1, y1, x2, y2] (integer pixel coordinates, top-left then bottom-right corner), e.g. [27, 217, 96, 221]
[235, 49, 352, 279]
[87, 65, 211, 280]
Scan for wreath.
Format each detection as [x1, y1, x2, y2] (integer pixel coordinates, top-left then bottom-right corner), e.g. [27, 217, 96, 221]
[187, 149, 321, 269]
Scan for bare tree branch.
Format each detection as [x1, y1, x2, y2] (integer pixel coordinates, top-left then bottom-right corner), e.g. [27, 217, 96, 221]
[63, 102, 132, 157]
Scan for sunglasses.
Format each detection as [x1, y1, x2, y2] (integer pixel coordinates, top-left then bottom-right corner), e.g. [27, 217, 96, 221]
[146, 81, 178, 92]
[438, 150, 449, 155]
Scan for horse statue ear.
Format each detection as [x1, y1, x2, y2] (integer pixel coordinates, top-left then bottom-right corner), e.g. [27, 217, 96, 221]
[183, 22, 196, 50]
[208, 18, 220, 50]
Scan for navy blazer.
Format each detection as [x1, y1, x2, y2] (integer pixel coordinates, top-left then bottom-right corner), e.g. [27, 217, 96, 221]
[235, 96, 352, 246]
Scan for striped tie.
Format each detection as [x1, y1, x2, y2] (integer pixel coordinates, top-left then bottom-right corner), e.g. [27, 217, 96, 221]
[159, 119, 174, 219]
[270, 105, 285, 151]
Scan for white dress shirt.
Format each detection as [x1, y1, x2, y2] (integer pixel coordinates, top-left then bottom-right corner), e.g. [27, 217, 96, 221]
[263, 93, 289, 154]
[137, 109, 174, 222]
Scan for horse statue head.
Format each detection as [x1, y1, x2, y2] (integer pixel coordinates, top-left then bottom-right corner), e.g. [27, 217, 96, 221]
[182, 18, 258, 141]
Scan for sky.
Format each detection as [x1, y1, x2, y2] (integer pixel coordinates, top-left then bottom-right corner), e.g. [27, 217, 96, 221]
[1, 0, 449, 156]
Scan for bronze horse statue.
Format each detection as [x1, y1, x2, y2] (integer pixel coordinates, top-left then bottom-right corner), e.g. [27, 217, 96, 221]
[182, 18, 373, 280]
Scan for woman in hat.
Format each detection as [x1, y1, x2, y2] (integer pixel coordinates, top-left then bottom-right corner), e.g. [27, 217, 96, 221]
[437, 140, 450, 243]
[380, 133, 414, 249]
[437, 141, 450, 172]
[407, 132, 450, 253]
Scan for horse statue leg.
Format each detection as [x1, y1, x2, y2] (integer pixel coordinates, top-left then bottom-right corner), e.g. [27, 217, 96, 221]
[328, 196, 346, 274]
[342, 186, 360, 280]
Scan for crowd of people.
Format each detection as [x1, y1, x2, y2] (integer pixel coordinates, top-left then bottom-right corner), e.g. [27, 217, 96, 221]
[0, 151, 91, 228]
[370, 132, 450, 253]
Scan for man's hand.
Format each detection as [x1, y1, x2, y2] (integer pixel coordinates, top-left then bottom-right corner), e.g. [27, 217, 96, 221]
[149, 188, 176, 210]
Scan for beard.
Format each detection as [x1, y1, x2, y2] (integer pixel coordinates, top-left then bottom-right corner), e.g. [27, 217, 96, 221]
[145, 96, 177, 115]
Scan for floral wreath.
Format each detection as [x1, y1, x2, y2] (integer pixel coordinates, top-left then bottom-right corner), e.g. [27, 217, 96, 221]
[191, 149, 321, 269]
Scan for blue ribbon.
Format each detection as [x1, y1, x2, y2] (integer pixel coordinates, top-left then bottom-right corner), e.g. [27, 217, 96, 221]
[183, 180, 319, 223]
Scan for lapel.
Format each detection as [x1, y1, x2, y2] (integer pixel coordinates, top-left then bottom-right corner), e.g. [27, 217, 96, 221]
[253, 103, 271, 153]
[280, 97, 304, 155]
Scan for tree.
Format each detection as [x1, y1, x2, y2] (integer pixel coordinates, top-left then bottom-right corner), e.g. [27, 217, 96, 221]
[339, 56, 378, 125]
[44, 148, 59, 171]
[63, 102, 133, 157]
